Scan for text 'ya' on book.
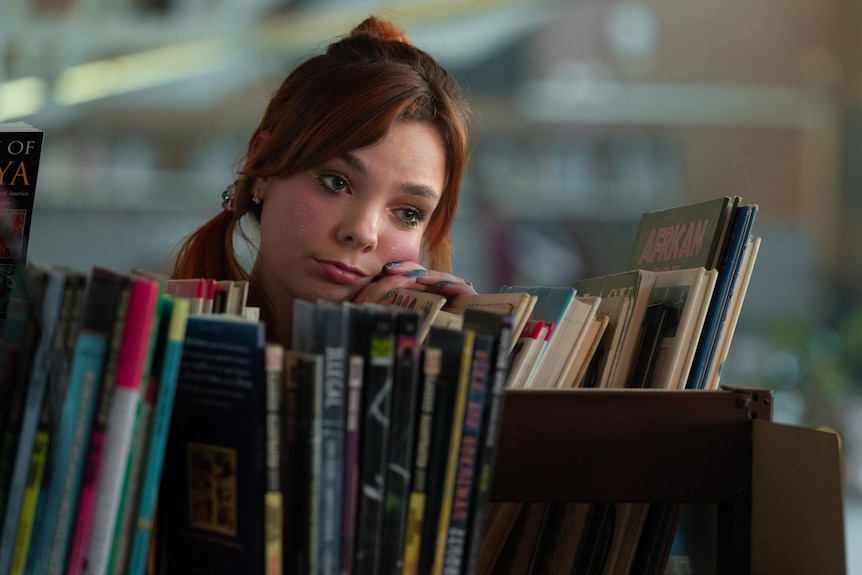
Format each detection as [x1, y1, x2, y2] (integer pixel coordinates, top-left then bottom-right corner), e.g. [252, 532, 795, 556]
[0, 123, 43, 333]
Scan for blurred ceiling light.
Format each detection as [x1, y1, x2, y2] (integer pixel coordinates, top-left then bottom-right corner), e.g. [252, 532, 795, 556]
[0, 76, 48, 121]
[54, 37, 238, 105]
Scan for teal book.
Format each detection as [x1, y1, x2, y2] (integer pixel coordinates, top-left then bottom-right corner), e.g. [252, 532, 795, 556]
[126, 296, 190, 575]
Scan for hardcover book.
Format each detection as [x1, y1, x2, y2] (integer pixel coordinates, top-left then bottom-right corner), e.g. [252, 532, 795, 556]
[156, 314, 268, 574]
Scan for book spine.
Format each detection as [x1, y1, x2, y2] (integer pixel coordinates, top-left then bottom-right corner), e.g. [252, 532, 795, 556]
[265, 343, 284, 575]
[9, 416, 49, 574]
[107, 293, 167, 575]
[340, 354, 363, 575]
[81, 277, 158, 575]
[63, 279, 131, 575]
[401, 347, 441, 575]
[685, 206, 757, 389]
[126, 298, 189, 575]
[417, 328, 468, 575]
[439, 334, 493, 575]
[430, 330, 476, 575]
[36, 332, 108, 575]
[281, 350, 301, 575]
[463, 315, 514, 575]
[85, 277, 159, 575]
[353, 311, 395, 575]
[380, 310, 422, 575]
[0, 269, 64, 575]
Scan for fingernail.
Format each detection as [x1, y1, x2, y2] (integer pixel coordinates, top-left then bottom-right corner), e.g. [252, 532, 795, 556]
[402, 269, 428, 278]
[384, 261, 402, 269]
[384, 288, 398, 300]
[436, 280, 454, 287]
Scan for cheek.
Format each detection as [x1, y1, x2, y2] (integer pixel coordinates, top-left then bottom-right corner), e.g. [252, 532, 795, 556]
[286, 196, 328, 238]
[385, 235, 421, 262]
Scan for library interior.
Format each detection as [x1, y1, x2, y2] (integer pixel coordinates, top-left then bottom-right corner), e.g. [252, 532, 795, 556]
[2, 0, 861, 573]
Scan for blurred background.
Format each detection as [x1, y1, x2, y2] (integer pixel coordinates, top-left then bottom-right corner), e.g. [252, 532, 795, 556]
[3, 0, 860, 570]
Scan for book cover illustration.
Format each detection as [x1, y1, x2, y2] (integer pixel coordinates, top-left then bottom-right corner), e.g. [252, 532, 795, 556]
[0, 123, 43, 325]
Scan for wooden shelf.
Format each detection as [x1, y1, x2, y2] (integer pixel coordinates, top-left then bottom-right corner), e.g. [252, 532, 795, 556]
[490, 387, 774, 574]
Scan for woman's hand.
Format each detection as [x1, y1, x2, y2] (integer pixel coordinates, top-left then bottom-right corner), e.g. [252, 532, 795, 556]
[352, 261, 476, 305]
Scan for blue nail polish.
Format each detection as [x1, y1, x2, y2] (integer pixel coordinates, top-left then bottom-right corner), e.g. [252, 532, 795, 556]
[384, 261, 402, 269]
[402, 269, 428, 278]
[436, 280, 454, 287]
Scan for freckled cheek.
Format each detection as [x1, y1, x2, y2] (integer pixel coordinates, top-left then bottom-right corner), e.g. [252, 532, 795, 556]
[290, 199, 328, 237]
[386, 236, 421, 262]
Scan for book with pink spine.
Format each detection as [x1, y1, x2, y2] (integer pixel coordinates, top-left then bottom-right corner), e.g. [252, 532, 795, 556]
[64, 275, 160, 575]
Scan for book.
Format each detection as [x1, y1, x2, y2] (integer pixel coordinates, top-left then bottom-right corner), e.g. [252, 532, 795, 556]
[107, 280, 169, 575]
[560, 312, 609, 389]
[430, 328, 480, 575]
[0, 123, 43, 332]
[34, 267, 130, 575]
[537, 294, 601, 390]
[392, 288, 446, 343]
[0, 265, 65, 575]
[156, 314, 268, 574]
[460, 308, 515, 575]
[279, 349, 303, 575]
[0, 268, 46, 524]
[571, 269, 659, 388]
[684, 204, 758, 389]
[312, 301, 348, 575]
[705, 235, 760, 390]
[380, 308, 423, 575]
[437, 331, 493, 575]
[340, 353, 364, 575]
[285, 349, 324, 575]
[504, 320, 548, 389]
[401, 347, 441, 575]
[477, 502, 524, 575]
[497, 285, 577, 388]
[11, 268, 84, 573]
[640, 267, 712, 390]
[264, 342, 284, 575]
[443, 292, 535, 352]
[352, 305, 396, 575]
[80, 274, 160, 575]
[628, 302, 671, 389]
[627, 196, 737, 272]
[125, 296, 190, 575]
[165, 278, 208, 314]
[64, 268, 133, 575]
[417, 326, 472, 575]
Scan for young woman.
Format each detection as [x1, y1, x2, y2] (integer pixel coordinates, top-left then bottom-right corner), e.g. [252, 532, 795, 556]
[171, 15, 477, 346]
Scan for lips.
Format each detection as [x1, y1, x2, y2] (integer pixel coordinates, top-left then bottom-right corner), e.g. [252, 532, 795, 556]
[316, 260, 369, 286]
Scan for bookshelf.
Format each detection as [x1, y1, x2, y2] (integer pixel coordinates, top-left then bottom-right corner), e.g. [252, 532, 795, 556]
[490, 387, 846, 575]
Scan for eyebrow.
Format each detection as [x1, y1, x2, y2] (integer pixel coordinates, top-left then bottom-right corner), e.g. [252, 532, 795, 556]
[340, 151, 441, 203]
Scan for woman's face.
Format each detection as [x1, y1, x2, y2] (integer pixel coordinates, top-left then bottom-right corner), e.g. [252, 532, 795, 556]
[254, 120, 447, 305]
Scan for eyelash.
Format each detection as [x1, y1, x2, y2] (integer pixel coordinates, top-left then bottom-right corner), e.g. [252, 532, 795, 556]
[315, 171, 428, 229]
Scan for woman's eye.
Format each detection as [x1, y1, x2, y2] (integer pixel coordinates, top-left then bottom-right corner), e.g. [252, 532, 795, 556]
[397, 207, 425, 228]
[318, 173, 350, 193]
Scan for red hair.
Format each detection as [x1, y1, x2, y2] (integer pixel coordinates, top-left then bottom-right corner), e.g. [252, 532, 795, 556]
[172, 15, 470, 281]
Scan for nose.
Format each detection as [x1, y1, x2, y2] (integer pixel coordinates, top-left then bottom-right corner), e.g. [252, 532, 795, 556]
[338, 202, 379, 251]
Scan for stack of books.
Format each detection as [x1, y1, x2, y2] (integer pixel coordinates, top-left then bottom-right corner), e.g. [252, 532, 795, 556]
[0, 263, 524, 575]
